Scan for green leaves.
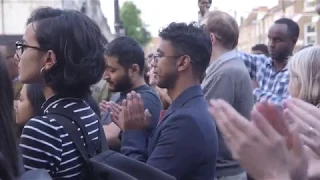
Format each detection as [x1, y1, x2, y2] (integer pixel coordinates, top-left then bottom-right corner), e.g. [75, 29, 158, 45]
[120, 1, 151, 46]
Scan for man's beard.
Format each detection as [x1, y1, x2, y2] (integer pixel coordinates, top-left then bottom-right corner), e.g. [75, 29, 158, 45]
[273, 53, 289, 63]
[157, 71, 178, 90]
[109, 74, 133, 92]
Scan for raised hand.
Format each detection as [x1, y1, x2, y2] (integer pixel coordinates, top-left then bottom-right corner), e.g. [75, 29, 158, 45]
[107, 102, 122, 124]
[208, 99, 307, 180]
[284, 98, 320, 158]
[99, 100, 108, 113]
[114, 91, 151, 131]
[255, 102, 308, 180]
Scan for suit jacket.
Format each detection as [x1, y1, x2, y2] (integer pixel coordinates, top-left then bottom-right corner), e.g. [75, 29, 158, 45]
[146, 85, 218, 180]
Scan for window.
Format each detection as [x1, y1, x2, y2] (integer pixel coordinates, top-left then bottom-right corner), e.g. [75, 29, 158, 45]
[304, 0, 317, 12]
[304, 24, 317, 45]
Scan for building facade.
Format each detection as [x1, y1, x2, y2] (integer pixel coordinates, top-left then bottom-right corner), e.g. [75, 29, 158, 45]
[0, 0, 113, 44]
[238, 0, 320, 53]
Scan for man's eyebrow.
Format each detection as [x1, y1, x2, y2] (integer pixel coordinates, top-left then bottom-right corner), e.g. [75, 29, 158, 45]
[106, 64, 116, 69]
[156, 49, 164, 54]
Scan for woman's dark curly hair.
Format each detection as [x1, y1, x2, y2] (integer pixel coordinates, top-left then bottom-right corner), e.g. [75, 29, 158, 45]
[26, 7, 107, 98]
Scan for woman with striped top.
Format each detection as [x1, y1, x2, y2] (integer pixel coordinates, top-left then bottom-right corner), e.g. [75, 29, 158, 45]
[17, 7, 107, 179]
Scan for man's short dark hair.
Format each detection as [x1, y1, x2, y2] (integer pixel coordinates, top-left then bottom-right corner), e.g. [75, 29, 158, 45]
[27, 7, 105, 98]
[159, 22, 211, 79]
[252, 44, 269, 56]
[105, 36, 145, 75]
[275, 18, 300, 41]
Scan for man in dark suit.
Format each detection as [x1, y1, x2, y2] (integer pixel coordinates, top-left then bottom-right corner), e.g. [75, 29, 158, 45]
[114, 22, 218, 180]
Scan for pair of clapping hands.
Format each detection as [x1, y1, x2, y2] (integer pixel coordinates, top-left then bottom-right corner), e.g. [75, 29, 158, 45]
[100, 91, 151, 131]
[209, 98, 320, 180]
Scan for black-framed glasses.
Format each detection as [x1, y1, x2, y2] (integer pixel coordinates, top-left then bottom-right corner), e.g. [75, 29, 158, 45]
[152, 53, 184, 63]
[15, 41, 47, 59]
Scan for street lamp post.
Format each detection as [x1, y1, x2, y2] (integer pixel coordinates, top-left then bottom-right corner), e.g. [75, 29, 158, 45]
[114, 0, 125, 37]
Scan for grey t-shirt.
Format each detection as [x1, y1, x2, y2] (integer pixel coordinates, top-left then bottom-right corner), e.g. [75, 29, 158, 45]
[201, 51, 254, 176]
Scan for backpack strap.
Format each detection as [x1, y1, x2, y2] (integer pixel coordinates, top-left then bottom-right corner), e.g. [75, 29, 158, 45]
[51, 113, 90, 162]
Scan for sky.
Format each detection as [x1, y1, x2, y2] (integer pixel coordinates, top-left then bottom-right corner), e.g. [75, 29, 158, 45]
[100, 0, 278, 37]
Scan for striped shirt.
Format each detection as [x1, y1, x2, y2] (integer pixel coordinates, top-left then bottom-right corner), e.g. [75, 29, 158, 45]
[20, 95, 100, 179]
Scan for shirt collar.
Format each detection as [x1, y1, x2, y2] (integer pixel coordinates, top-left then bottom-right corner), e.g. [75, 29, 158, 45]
[266, 56, 291, 71]
[206, 50, 237, 75]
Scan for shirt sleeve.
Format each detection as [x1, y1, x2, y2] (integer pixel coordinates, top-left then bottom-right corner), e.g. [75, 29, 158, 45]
[20, 117, 63, 175]
[238, 52, 267, 80]
[121, 92, 161, 162]
[146, 114, 203, 179]
[253, 87, 290, 105]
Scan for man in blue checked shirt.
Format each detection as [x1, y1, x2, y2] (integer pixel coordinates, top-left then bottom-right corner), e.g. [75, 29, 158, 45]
[239, 18, 300, 105]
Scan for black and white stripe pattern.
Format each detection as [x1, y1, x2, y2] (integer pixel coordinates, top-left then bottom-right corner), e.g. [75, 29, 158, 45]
[20, 97, 100, 179]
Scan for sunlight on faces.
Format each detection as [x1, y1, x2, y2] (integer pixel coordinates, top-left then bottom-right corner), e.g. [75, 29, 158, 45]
[18, 23, 56, 84]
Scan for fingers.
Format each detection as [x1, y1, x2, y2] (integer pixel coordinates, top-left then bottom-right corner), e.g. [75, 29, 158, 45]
[137, 93, 145, 116]
[130, 91, 140, 118]
[209, 100, 241, 140]
[209, 99, 248, 159]
[126, 93, 133, 116]
[251, 108, 278, 143]
[99, 100, 108, 112]
[291, 132, 305, 157]
[284, 99, 320, 130]
[287, 98, 320, 119]
[283, 109, 316, 136]
[121, 99, 129, 130]
[144, 109, 151, 127]
[300, 134, 320, 157]
[255, 102, 290, 137]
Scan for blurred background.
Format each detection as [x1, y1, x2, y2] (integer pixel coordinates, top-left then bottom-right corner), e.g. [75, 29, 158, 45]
[0, 0, 319, 53]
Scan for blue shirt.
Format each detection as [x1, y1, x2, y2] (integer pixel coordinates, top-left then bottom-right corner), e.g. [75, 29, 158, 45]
[238, 52, 289, 104]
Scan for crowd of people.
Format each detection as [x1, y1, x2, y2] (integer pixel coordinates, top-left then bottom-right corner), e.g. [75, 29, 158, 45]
[0, 1, 320, 180]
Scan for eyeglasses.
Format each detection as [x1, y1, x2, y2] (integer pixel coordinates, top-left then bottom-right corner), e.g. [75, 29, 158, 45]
[152, 53, 184, 63]
[15, 41, 47, 59]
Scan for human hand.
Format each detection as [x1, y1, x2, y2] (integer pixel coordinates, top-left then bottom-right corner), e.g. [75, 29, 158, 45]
[107, 102, 122, 125]
[99, 100, 108, 113]
[283, 98, 320, 159]
[209, 99, 307, 180]
[256, 102, 308, 180]
[114, 91, 151, 131]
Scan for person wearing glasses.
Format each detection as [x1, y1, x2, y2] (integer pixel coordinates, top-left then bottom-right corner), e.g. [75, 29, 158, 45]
[17, 7, 106, 179]
[202, 11, 253, 180]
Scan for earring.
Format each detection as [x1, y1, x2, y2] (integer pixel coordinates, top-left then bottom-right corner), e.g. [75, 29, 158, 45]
[40, 67, 45, 75]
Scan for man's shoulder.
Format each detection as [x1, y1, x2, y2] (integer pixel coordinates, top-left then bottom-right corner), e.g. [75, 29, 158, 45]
[137, 86, 161, 104]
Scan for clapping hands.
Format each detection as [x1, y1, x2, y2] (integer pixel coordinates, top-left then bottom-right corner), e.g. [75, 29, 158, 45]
[111, 91, 151, 131]
[209, 99, 308, 180]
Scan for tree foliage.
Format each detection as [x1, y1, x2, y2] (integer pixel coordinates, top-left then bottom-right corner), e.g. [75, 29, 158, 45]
[120, 1, 151, 46]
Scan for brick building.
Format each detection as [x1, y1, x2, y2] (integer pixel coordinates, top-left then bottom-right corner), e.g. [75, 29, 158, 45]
[238, 0, 320, 53]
